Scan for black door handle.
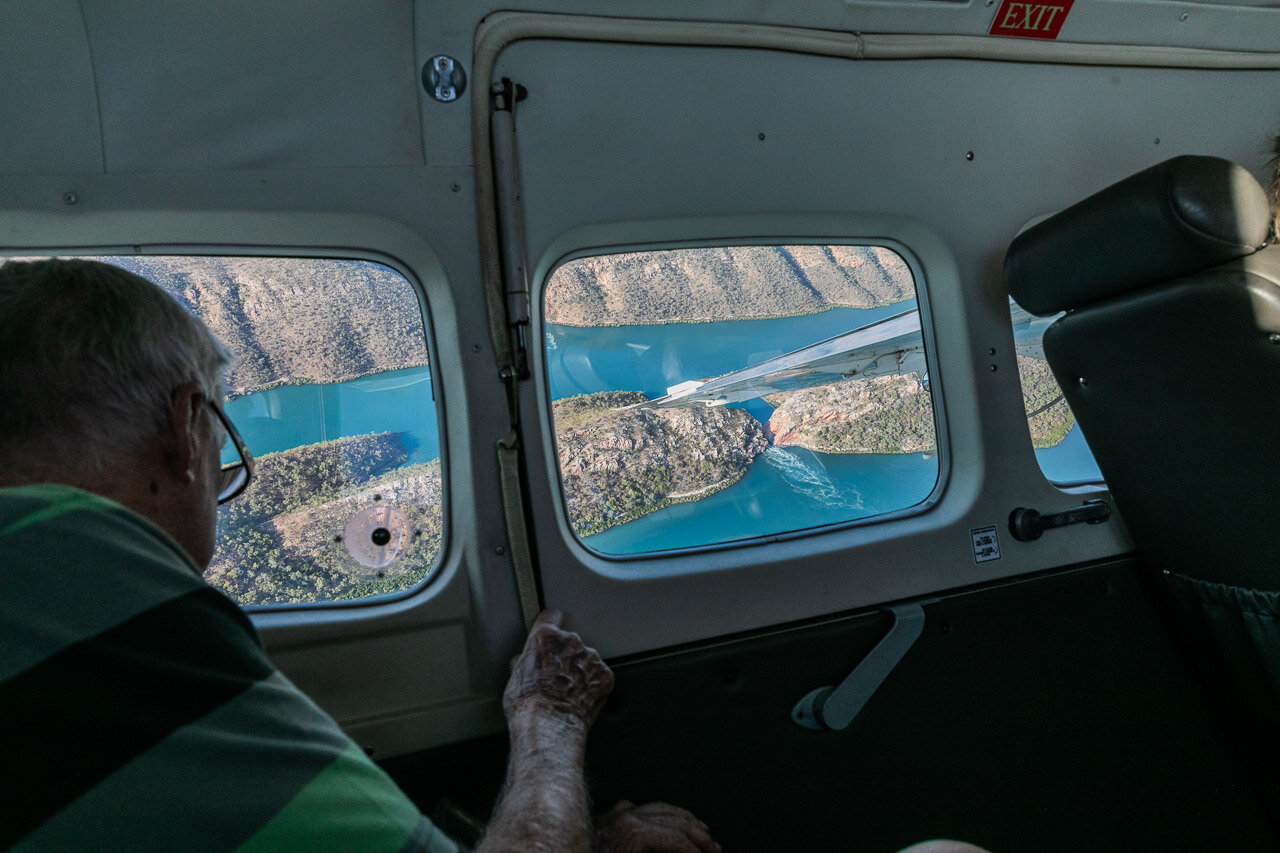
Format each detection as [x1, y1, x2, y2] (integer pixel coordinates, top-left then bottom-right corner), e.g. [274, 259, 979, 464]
[1009, 500, 1110, 541]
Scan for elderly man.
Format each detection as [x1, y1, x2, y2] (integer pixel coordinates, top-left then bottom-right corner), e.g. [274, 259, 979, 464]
[0, 258, 717, 852]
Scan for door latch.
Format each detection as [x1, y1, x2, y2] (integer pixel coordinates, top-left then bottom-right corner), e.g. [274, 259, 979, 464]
[792, 600, 934, 732]
[1008, 499, 1110, 542]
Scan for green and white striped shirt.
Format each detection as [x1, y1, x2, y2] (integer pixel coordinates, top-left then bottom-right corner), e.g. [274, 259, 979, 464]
[0, 484, 458, 852]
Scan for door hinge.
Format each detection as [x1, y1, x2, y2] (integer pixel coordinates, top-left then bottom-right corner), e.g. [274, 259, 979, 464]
[491, 78, 532, 397]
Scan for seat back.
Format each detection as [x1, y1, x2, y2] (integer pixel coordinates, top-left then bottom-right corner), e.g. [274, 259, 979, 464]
[1005, 159, 1280, 823]
[1005, 155, 1279, 589]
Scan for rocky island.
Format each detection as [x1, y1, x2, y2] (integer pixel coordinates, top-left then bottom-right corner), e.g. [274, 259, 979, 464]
[1018, 355, 1076, 448]
[554, 392, 769, 537]
[206, 432, 442, 606]
[765, 374, 935, 454]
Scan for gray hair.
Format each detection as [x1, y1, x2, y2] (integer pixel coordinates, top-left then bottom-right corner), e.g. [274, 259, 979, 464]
[0, 258, 231, 481]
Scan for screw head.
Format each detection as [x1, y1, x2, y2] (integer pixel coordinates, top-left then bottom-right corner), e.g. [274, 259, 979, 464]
[424, 55, 466, 102]
[62, 191, 79, 205]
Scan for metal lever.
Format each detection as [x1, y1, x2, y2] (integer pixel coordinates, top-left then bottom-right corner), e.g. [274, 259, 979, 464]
[792, 601, 931, 731]
[1008, 499, 1110, 542]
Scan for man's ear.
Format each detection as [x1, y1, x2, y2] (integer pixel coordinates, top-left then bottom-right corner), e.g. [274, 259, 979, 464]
[162, 383, 204, 485]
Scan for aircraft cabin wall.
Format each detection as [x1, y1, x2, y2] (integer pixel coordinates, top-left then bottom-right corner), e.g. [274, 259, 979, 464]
[2, 0, 1279, 771]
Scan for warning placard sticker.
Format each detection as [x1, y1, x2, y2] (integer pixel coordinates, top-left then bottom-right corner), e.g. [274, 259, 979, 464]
[989, 0, 1074, 40]
[971, 526, 1001, 563]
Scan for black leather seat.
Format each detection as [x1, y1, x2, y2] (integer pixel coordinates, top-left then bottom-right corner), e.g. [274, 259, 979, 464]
[1006, 155, 1277, 584]
[1004, 153, 1280, 816]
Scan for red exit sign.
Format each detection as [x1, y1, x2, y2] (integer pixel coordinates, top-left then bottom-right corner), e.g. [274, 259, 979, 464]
[989, 0, 1074, 39]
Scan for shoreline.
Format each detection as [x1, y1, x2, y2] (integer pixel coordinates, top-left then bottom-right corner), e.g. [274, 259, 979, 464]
[545, 301, 898, 330]
[226, 360, 430, 401]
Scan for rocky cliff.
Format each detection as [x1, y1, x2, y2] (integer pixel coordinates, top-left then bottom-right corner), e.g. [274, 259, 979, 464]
[1018, 355, 1075, 447]
[102, 256, 429, 397]
[545, 245, 914, 327]
[766, 374, 935, 454]
[554, 391, 769, 537]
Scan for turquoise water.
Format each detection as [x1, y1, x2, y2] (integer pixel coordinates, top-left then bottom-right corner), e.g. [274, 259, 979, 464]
[222, 307, 1100, 556]
[546, 304, 912, 399]
[1036, 423, 1102, 483]
[224, 366, 439, 464]
[547, 304, 944, 554]
[549, 305, 1100, 554]
[584, 446, 939, 553]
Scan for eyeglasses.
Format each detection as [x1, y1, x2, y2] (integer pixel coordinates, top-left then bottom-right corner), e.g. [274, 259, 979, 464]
[208, 400, 255, 503]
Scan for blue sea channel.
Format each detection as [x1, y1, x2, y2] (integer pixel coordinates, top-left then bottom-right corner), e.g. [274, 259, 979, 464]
[222, 305, 1100, 557]
[547, 303, 1100, 554]
[547, 305, 940, 553]
[224, 366, 439, 464]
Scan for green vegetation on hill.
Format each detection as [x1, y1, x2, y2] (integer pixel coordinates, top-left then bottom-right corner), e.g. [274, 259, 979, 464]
[100, 256, 429, 396]
[766, 375, 936, 454]
[554, 391, 768, 537]
[763, 360, 1074, 455]
[545, 245, 914, 327]
[1018, 356, 1075, 448]
[206, 432, 442, 606]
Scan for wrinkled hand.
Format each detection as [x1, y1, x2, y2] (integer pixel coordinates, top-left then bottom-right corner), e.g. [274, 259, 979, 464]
[503, 609, 614, 728]
[591, 801, 721, 853]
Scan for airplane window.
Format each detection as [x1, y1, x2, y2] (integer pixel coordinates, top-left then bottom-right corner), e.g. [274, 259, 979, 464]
[543, 244, 939, 555]
[74, 255, 443, 607]
[1009, 299, 1104, 484]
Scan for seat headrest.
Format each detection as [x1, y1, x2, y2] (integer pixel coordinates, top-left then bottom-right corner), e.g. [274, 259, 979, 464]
[1005, 155, 1272, 316]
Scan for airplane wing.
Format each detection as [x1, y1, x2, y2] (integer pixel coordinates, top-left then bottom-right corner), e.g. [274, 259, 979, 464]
[642, 309, 927, 409]
[641, 300, 1063, 410]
